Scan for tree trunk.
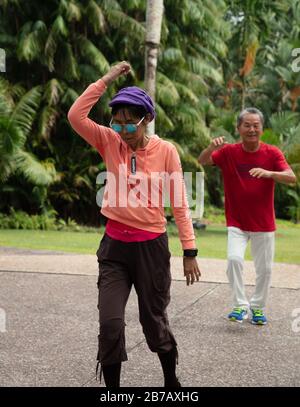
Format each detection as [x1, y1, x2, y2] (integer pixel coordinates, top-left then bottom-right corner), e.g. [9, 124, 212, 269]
[144, 0, 164, 135]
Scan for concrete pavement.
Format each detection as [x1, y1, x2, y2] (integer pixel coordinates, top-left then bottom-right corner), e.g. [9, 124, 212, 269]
[0, 247, 299, 387]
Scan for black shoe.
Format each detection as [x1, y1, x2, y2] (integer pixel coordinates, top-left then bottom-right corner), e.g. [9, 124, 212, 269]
[158, 348, 180, 388]
[102, 362, 121, 387]
[165, 377, 181, 387]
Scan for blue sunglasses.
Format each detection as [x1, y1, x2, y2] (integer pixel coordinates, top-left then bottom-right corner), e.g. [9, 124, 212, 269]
[109, 116, 145, 133]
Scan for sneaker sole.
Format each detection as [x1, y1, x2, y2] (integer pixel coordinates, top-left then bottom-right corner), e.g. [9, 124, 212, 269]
[251, 320, 267, 325]
[228, 314, 248, 323]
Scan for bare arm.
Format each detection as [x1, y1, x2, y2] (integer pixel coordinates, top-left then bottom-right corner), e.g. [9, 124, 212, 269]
[198, 137, 227, 165]
[249, 168, 297, 185]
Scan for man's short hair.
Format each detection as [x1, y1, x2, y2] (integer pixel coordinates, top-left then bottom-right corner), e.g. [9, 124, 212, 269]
[237, 107, 264, 127]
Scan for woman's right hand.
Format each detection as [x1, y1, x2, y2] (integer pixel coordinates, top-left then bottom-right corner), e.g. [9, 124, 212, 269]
[102, 61, 131, 86]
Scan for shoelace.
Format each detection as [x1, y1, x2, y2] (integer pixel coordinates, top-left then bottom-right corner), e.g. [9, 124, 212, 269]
[232, 307, 245, 315]
[252, 309, 264, 317]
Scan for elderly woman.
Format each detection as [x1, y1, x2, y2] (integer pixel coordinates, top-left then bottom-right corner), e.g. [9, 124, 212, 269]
[68, 61, 200, 387]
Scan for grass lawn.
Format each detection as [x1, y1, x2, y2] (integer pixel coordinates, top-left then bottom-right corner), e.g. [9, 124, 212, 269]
[0, 223, 299, 264]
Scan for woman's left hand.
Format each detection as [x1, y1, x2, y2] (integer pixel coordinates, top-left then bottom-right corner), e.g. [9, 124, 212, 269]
[183, 257, 201, 286]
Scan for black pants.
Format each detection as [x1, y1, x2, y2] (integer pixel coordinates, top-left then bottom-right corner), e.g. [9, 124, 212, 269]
[96, 233, 177, 366]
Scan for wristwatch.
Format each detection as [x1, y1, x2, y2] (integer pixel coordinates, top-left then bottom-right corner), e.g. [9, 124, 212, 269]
[183, 249, 198, 257]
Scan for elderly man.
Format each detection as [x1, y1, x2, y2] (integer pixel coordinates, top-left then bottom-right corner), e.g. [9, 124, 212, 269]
[198, 107, 296, 325]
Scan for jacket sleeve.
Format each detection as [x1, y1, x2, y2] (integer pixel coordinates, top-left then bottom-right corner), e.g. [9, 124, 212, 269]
[166, 145, 196, 250]
[67, 79, 118, 159]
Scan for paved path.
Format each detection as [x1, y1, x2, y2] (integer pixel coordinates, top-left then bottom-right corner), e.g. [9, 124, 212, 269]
[0, 246, 299, 289]
[0, 246, 299, 387]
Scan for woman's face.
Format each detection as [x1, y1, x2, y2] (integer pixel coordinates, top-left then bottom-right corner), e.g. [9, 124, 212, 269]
[111, 109, 150, 149]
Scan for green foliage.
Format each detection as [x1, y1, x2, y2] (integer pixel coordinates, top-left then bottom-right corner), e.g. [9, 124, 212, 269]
[0, 0, 299, 225]
[286, 188, 300, 223]
[0, 208, 90, 231]
[0, 81, 56, 186]
[0, 208, 58, 230]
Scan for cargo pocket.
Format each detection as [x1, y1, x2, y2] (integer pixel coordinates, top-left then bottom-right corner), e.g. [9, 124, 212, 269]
[96, 234, 110, 288]
[151, 234, 171, 294]
[96, 235, 107, 309]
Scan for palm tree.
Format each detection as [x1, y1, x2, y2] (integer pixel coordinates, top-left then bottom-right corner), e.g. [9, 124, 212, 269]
[144, 0, 164, 134]
[0, 0, 232, 221]
[3, 0, 297, 223]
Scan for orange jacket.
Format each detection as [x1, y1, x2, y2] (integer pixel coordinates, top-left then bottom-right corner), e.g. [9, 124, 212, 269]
[68, 79, 195, 249]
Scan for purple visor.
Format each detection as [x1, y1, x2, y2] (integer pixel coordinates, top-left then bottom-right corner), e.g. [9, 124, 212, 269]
[109, 86, 156, 121]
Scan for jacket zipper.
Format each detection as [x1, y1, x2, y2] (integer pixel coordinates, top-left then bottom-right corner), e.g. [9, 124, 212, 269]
[131, 153, 136, 174]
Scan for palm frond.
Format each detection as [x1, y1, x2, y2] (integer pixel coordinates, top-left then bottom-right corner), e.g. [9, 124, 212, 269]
[15, 151, 56, 186]
[261, 129, 280, 146]
[172, 82, 199, 105]
[269, 111, 300, 138]
[101, 0, 122, 11]
[209, 127, 235, 141]
[59, 0, 82, 22]
[202, 0, 223, 30]
[156, 72, 180, 106]
[74, 174, 93, 189]
[44, 79, 63, 106]
[121, 0, 145, 10]
[103, 9, 145, 41]
[275, 66, 293, 83]
[0, 154, 16, 183]
[210, 111, 238, 136]
[37, 106, 58, 140]
[0, 116, 25, 154]
[0, 94, 11, 116]
[57, 42, 79, 80]
[160, 47, 185, 66]
[187, 56, 223, 84]
[192, 44, 220, 65]
[282, 124, 300, 156]
[203, 31, 228, 58]
[174, 69, 208, 94]
[10, 83, 26, 100]
[155, 103, 174, 132]
[172, 103, 209, 138]
[86, 0, 106, 34]
[78, 64, 101, 84]
[17, 21, 47, 62]
[0, 33, 17, 47]
[45, 31, 57, 72]
[52, 15, 68, 38]
[60, 87, 79, 107]
[276, 40, 294, 65]
[77, 36, 110, 75]
[44, 16, 68, 71]
[0, 78, 16, 110]
[10, 86, 42, 137]
[0, 80, 27, 117]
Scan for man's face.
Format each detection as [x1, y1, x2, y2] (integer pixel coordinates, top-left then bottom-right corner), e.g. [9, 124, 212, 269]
[238, 113, 263, 145]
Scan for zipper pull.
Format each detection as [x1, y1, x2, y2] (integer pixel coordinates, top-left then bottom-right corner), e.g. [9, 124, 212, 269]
[131, 153, 136, 174]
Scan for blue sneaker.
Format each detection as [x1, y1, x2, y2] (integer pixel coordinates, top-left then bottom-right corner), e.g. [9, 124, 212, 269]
[251, 309, 267, 325]
[227, 307, 248, 323]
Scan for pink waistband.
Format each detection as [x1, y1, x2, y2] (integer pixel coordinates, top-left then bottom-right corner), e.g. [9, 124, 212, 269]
[105, 219, 162, 242]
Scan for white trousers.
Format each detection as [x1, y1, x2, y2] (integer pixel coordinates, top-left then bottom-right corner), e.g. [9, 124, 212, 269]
[226, 226, 275, 310]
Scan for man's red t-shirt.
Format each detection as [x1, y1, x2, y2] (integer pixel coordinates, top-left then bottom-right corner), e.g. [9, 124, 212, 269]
[211, 142, 290, 232]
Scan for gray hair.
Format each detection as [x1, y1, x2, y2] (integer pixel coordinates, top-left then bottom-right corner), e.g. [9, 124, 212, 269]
[237, 107, 264, 127]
